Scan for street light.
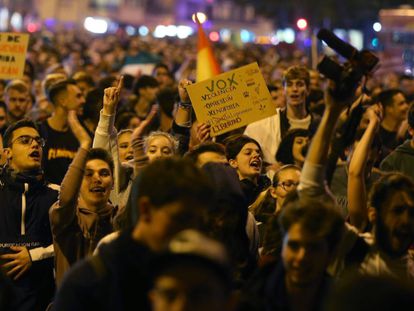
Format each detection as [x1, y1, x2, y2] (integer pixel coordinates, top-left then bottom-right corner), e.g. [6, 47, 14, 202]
[297, 18, 308, 31]
[192, 12, 207, 24]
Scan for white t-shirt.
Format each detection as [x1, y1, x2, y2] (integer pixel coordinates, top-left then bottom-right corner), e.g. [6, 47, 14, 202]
[244, 109, 311, 164]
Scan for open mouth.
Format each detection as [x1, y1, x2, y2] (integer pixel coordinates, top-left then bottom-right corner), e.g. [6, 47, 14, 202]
[250, 159, 261, 170]
[90, 187, 105, 193]
[29, 151, 40, 160]
[125, 155, 134, 161]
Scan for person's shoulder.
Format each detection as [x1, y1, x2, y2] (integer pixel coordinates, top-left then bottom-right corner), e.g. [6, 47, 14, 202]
[54, 256, 103, 302]
[94, 231, 121, 255]
[244, 110, 280, 132]
[51, 257, 106, 311]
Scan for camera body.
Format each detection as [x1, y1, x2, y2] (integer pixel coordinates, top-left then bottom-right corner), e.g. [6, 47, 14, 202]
[316, 28, 380, 100]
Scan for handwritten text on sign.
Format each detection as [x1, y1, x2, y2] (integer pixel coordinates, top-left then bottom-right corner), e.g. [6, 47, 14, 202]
[186, 62, 276, 136]
[0, 33, 29, 79]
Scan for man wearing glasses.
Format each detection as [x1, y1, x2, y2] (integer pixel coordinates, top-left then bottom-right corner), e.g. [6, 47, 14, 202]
[0, 119, 59, 311]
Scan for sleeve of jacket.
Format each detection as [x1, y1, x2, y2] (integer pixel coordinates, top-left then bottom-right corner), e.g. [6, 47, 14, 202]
[49, 148, 88, 235]
[93, 109, 128, 206]
[29, 244, 54, 261]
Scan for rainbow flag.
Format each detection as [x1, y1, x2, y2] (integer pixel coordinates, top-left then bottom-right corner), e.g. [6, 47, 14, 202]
[195, 15, 221, 82]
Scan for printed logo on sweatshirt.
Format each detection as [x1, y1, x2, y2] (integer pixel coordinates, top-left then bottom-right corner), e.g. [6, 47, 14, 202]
[48, 148, 77, 160]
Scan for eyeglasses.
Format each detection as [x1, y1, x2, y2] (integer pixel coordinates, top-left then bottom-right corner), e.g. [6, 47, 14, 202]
[11, 135, 46, 147]
[277, 181, 300, 191]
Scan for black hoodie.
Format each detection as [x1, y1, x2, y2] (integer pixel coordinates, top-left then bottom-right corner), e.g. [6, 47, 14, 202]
[0, 166, 59, 311]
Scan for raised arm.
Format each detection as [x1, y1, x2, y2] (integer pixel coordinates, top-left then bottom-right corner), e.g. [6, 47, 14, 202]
[299, 83, 353, 195]
[348, 104, 382, 231]
[51, 111, 92, 227]
[175, 78, 193, 127]
[131, 105, 158, 177]
[171, 79, 194, 155]
[93, 76, 127, 204]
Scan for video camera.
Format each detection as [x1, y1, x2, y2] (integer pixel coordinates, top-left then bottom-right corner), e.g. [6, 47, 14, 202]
[316, 28, 380, 100]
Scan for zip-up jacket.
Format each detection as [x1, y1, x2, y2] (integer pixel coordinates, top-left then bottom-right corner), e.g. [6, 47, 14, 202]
[0, 166, 59, 311]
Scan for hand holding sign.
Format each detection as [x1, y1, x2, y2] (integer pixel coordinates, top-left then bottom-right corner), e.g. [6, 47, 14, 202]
[186, 62, 276, 136]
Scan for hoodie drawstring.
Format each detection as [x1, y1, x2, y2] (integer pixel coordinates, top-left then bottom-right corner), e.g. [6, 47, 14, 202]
[21, 183, 29, 235]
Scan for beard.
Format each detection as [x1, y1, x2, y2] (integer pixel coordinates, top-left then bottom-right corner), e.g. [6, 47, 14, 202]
[375, 216, 410, 258]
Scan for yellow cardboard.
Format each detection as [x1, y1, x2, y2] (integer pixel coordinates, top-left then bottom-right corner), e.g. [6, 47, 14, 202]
[0, 32, 29, 79]
[186, 62, 276, 136]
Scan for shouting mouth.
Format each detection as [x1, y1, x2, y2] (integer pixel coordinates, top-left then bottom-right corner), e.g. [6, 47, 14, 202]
[250, 159, 261, 171]
[29, 151, 41, 161]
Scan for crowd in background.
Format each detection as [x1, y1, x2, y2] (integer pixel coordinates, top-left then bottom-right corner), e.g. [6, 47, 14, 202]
[0, 28, 414, 311]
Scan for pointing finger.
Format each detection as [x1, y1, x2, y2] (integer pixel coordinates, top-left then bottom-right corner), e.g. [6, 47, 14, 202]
[116, 75, 124, 91]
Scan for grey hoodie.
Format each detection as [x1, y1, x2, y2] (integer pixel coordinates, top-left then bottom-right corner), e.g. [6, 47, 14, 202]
[380, 140, 414, 180]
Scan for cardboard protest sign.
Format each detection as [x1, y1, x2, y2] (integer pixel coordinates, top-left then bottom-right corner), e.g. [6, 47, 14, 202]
[0, 32, 29, 79]
[186, 62, 276, 136]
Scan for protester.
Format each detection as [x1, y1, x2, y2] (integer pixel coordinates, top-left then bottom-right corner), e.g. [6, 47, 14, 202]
[49, 111, 116, 287]
[225, 134, 271, 205]
[4, 80, 31, 125]
[0, 120, 59, 311]
[50, 157, 214, 311]
[380, 102, 414, 180]
[376, 89, 410, 163]
[149, 230, 235, 311]
[184, 141, 227, 167]
[38, 79, 87, 184]
[244, 66, 320, 165]
[1, 25, 413, 311]
[275, 128, 310, 168]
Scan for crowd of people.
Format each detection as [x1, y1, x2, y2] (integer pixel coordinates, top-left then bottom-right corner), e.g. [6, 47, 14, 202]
[0, 28, 414, 311]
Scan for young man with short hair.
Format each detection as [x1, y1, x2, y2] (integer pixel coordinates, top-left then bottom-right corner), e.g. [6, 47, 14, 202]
[49, 111, 115, 287]
[376, 89, 410, 162]
[184, 141, 227, 167]
[239, 197, 345, 311]
[50, 156, 214, 311]
[380, 103, 414, 180]
[38, 79, 86, 184]
[4, 79, 31, 124]
[0, 119, 59, 311]
[244, 66, 320, 165]
[149, 230, 235, 311]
